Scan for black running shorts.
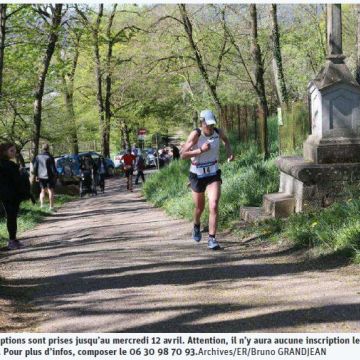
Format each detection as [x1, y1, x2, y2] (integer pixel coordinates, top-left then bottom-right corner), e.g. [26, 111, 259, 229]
[189, 170, 222, 193]
[39, 178, 56, 189]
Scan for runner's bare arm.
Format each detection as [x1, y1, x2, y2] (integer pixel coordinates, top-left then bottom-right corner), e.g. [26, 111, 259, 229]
[219, 129, 234, 161]
[180, 130, 210, 159]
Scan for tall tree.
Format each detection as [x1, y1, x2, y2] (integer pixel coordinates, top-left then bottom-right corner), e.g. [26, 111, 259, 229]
[32, 4, 63, 158]
[250, 4, 269, 158]
[356, 4, 360, 85]
[0, 5, 25, 99]
[77, 5, 113, 156]
[0, 4, 6, 98]
[76, 4, 106, 154]
[270, 4, 288, 105]
[103, 5, 117, 158]
[178, 4, 224, 113]
[59, 28, 82, 154]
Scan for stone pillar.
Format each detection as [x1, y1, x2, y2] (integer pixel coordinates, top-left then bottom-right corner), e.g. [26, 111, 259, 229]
[327, 4, 343, 59]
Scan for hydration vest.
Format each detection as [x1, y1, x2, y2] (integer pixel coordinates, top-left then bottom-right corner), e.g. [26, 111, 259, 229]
[190, 128, 220, 178]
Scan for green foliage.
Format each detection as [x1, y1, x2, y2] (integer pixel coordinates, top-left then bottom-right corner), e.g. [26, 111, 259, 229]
[279, 102, 308, 154]
[143, 160, 189, 207]
[283, 198, 360, 259]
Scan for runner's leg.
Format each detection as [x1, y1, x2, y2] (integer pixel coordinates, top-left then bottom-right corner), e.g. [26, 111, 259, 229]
[129, 173, 133, 191]
[206, 181, 221, 236]
[192, 191, 205, 225]
[126, 171, 130, 189]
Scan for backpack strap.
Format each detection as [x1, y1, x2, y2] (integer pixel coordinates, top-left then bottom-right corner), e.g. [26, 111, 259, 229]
[214, 127, 219, 134]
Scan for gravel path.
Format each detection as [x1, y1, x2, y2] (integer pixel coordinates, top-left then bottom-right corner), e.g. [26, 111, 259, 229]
[1, 177, 360, 332]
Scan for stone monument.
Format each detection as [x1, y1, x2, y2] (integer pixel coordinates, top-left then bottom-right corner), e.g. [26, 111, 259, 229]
[241, 4, 360, 222]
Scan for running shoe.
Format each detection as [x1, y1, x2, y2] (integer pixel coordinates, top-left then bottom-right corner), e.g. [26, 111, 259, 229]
[7, 240, 17, 250]
[15, 240, 24, 248]
[208, 236, 220, 250]
[192, 225, 202, 242]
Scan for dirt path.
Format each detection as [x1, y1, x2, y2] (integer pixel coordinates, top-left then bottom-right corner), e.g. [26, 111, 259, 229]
[1, 177, 360, 332]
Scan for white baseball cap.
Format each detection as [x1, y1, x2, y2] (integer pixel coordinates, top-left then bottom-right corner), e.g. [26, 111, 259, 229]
[199, 109, 217, 125]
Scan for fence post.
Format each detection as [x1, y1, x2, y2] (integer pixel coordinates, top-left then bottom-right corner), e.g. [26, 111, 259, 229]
[236, 104, 241, 141]
[223, 105, 228, 131]
[253, 105, 258, 142]
[257, 105, 266, 154]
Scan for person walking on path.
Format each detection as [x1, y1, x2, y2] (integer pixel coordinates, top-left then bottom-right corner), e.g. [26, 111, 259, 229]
[122, 148, 136, 192]
[0, 143, 25, 250]
[33, 143, 57, 211]
[181, 109, 234, 250]
[97, 156, 107, 193]
[134, 152, 146, 185]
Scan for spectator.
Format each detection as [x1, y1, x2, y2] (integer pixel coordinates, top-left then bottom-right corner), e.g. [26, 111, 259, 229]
[0, 143, 24, 249]
[33, 143, 57, 211]
[135, 153, 146, 185]
[98, 156, 107, 193]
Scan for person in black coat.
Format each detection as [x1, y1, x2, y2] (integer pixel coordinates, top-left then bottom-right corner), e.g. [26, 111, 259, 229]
[0, 143, 24, 250]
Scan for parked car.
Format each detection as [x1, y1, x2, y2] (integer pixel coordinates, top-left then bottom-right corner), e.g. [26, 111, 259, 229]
[56, 152, 115, 185]
[143, 148, 157, 168]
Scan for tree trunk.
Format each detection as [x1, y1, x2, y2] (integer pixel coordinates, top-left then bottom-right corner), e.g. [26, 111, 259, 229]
[103, 5, 117, 158]
[178, 4, 222, 113]
[0, 5, 6, 98]
[192, 110, 198, 128]
[92, 5, 105, 155]
[270, 4, 288, 105]
[32, 4, 63, 158]
[120, 121, 130, 150]
[356, 5, 360, 84]
[62, 81, 79, 154]
[250, 4, 269, 159]
[61, 34, 81, 154]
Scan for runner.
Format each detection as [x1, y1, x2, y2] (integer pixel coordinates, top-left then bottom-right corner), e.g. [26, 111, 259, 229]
[181, 109, 234, 250]
[122, 148, 136, 192]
